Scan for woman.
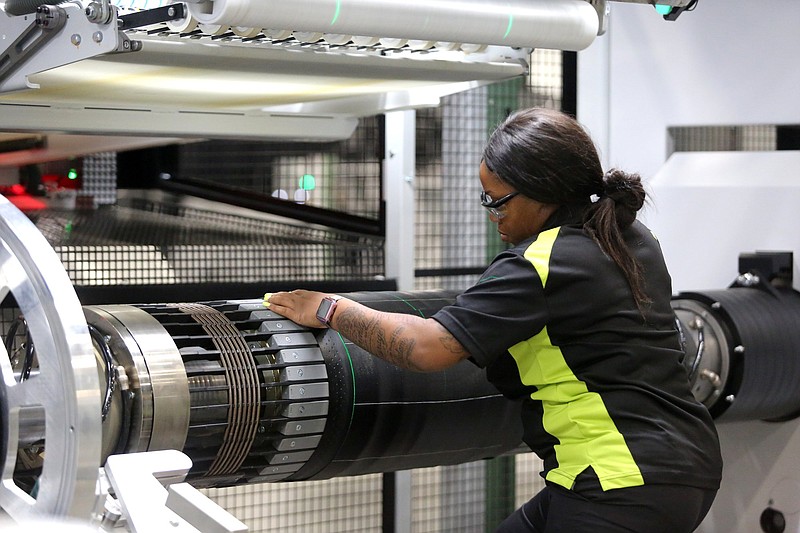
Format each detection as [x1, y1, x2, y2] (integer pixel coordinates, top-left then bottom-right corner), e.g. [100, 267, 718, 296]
[266, 107, 722, 532]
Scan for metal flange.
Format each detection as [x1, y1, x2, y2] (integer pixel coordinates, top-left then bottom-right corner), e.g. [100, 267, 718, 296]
[0, 195, 102, 521]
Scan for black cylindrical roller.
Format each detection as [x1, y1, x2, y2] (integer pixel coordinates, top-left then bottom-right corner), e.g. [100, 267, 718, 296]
[676, 286, 800, 422]
[291, 291, 524, 481]
[127, 291, 522, 488]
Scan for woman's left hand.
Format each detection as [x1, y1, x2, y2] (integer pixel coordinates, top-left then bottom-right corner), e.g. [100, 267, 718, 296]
[264, 289, 329, 328]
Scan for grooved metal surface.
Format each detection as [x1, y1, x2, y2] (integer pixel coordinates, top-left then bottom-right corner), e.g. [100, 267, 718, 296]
[172, 303, 261, 476]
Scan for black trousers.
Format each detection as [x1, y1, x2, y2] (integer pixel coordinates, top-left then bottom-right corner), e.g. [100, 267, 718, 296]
[494, 481, 717, 533]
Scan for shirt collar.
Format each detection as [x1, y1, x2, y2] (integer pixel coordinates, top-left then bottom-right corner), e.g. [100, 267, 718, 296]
[540, 203, 586, 232]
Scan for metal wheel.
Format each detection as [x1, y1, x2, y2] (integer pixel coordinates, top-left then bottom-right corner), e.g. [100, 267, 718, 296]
[0, 196, 101, 521]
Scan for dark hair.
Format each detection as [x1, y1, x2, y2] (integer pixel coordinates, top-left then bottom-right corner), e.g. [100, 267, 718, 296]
[483, 108, 651, 311]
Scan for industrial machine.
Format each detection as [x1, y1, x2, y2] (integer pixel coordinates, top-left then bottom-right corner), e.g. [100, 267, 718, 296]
[1, 1, 746, 531]
[2, 187, 800, 531]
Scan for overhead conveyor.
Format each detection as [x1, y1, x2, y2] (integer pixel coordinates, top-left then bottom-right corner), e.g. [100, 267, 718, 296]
[0, 0, 694, 141]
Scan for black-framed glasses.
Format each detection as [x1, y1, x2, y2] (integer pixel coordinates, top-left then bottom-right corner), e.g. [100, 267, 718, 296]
[480, 190, 519, 218]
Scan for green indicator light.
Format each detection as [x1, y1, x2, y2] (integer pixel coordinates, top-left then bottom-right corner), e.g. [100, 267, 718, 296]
[655, 4, 673, 15]
[504, 14, 513, 39]
[300, 174, 316, 191]
[67, 168, 78, 180]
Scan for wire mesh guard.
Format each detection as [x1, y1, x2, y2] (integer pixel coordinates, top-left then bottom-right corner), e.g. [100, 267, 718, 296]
[414, 49, 566, 291]
[26, 195, 384, 286]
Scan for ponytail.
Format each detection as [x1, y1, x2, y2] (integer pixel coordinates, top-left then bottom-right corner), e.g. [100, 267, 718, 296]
[583, 169, 651, 312]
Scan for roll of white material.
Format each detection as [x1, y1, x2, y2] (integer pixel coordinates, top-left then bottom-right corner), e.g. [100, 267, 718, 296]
[198, 22, 229, 35]
[264, 29, 293, 40]
[293, 31, 324, 43]
[323, 33, 353, 45]
[461, 43, 488, 53]
[166, 15, 199, 33]
[188, 0, 599, 51]
[351, 35, 380, 46]
[407, 40, 435, 50]
[232, 26, 262, 37]
[379, 37, 408, 49]
[435, 41, 462, 51]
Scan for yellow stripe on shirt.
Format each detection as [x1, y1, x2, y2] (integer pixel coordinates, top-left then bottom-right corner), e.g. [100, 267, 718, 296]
[511, 227, 644, 491]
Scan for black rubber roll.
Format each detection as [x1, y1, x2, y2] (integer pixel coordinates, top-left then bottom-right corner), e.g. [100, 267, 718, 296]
[678, 286, 800, 422]
[291, 291, 524, 481]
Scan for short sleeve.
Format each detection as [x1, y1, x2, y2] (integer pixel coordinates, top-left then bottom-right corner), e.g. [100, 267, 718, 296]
[432, 250, 549, 368]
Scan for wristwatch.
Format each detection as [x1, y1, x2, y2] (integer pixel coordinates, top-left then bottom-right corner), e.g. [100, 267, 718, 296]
[316, 295, 343, 327]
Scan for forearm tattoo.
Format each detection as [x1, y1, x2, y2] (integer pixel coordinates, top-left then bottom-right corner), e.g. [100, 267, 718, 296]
[438, 333, 468, 356]
[335, 306, 425, 371]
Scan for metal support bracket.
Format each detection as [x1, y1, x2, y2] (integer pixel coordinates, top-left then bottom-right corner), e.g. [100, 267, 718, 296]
[0, 3, 131, 93]
[102, 450, 248, 533]
[118, 3, 187, 30]
[0, 5, 67, 85]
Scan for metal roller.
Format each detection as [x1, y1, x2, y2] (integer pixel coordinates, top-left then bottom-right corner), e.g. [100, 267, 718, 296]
[0, 196, 101, 521]
[6, 291, 524, 498]
[673, 273, 800, 422]
[83, 294, 524, 488]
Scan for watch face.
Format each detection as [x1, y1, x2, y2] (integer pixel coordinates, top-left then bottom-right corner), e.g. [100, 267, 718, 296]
[316, 298, 335, 324]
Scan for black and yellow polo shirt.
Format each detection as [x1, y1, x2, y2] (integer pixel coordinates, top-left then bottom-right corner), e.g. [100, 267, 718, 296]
[433, 207, 722, 492]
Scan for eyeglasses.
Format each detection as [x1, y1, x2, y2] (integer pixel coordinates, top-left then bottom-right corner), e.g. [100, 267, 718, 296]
[480, 190, 519, 219]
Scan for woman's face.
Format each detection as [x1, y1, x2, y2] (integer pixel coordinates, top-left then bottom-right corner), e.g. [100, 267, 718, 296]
[479, 161, 559, 245]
